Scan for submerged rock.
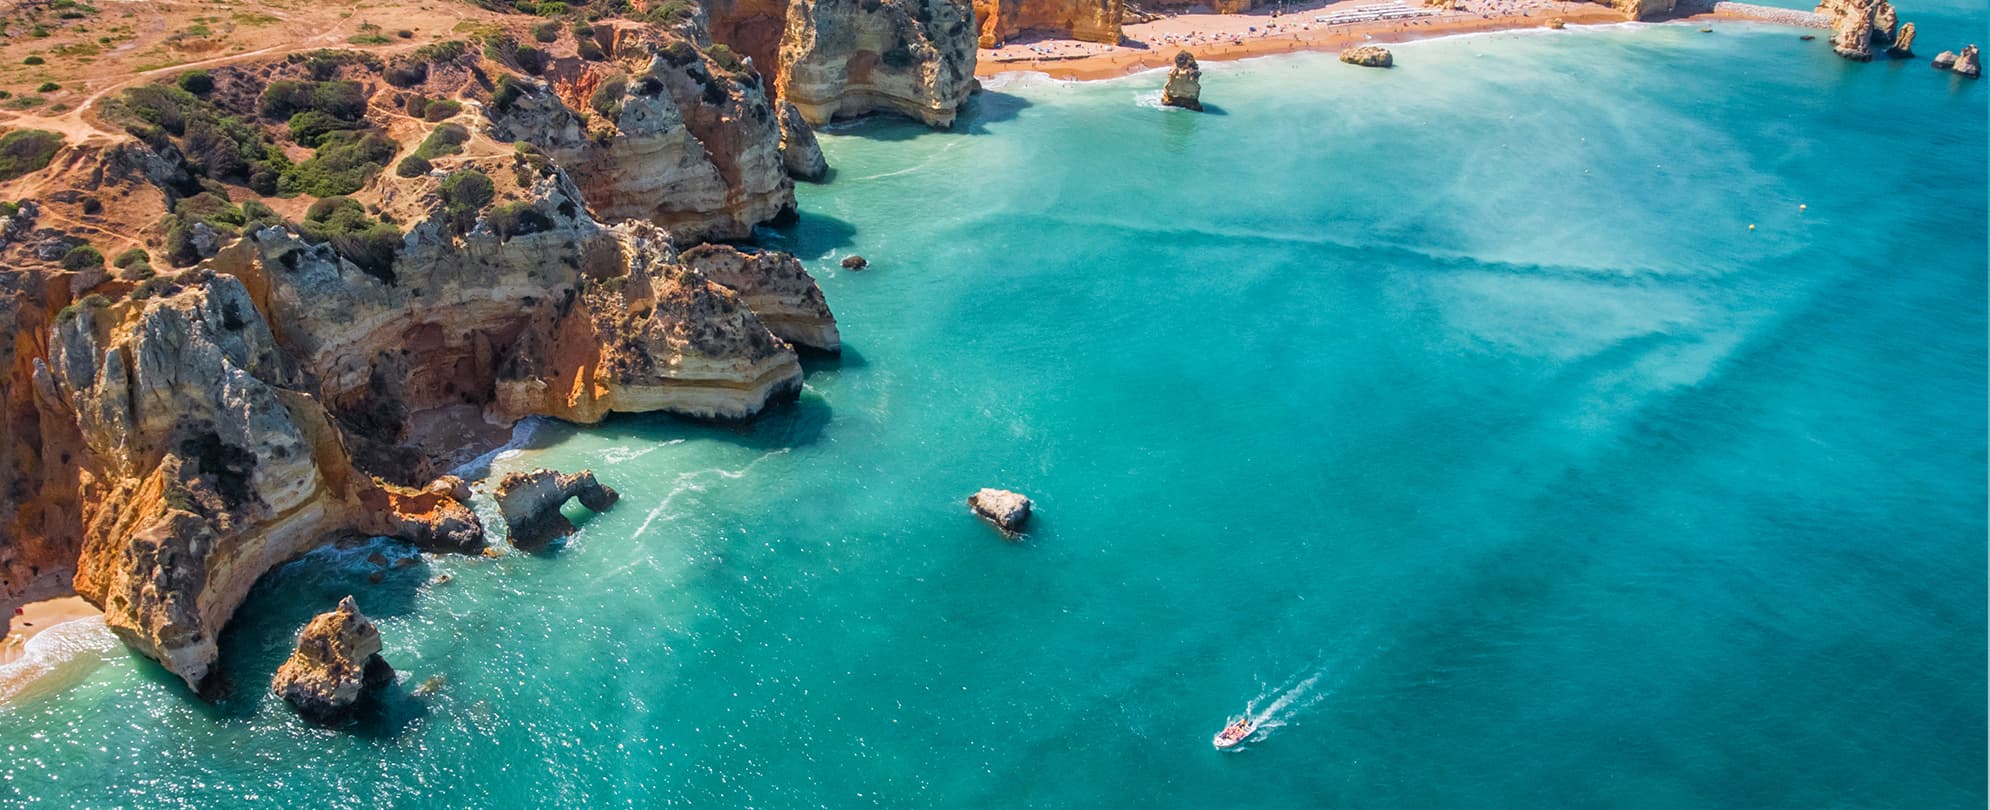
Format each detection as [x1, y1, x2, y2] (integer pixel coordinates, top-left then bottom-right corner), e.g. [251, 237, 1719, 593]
[1161, 51, 1203, 111]
[272, 597, 394, 725]
[842, 255, 868, 270]
[969, 488, 1034, 534]
[495, 468, 620, 547]
[1933, 50, 1958, 69]
[1339, 46, 1394, 68]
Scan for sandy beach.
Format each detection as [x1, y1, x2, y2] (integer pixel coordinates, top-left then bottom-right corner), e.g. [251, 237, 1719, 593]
[977, 0, 1642, 80]
[1, 596, 102, 667]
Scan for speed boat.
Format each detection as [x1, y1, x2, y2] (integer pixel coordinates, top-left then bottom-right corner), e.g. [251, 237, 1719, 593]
[1212, 716, 1256, 750]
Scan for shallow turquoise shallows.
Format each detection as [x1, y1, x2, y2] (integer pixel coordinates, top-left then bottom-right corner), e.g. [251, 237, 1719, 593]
[4, 18, 1985, 808]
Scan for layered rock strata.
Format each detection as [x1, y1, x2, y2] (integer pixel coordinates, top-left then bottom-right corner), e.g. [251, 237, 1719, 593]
[1161, 51, 1203, 111]
[776, 101, 830, 181]
[680, 244, 842, 352]
[496, 38, 795, 243]
[973, 0, 1125, 47]
[272, 596, 394, 725]
[494, 468, 620, 547]
[772, 0, 979, 127]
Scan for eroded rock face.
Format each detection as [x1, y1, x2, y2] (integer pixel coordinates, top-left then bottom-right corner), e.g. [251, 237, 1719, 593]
[776, 101, 830, 181]
[680, 244, 842, 352]
[494, 468, 620, 547]
[272, 596, 394, 725]
[1161, 51, 1203, 111]
[1608, 0, 1677, 20]
[1954, 45, 1981, 77]
[491, 39, 794, 243]
[1933, 50, 1957, 69]
[969, 488, 1033, 533]
[1889, 22, 1916, 57]
[974, 0, 1124, 47]
[1340, 46, 1394, 68]
[776, 0, 978, 128]
[1817, 0, 1898, 61]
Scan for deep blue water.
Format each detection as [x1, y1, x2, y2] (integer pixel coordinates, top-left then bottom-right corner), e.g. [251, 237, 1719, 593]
[2, 17, 1984, 808]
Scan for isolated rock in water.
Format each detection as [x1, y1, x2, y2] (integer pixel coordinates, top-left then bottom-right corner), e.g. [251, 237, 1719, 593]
[776, 101, 829, 182]
[495, 468, 620, 547]
[1933, 50, 1958, 69]
[272, 597, 394, 725]
[1161, 51, 1203, 111]
[969, 488, 1034, 533]
[842, 255, 868, 270]
[1953, 44, 1981, 77]
[1546, 17, 1566, 29]
[1888, 22, 1916, 56]
[1339, 46, 1394, 68]
[680, 244, 842, 353]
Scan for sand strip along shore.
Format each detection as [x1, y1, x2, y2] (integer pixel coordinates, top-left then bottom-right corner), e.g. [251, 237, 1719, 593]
[975, 0, 1820, 81]
[2, 596, 103, 667]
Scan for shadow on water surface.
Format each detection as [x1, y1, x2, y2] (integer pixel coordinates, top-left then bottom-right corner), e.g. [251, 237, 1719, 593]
[186, 540, 434, 723]
[758, 210, 857, 261]
[578, 388, 834, 454]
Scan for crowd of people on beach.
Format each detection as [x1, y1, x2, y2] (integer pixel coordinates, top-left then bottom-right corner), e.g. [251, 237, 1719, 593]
[983, 0, 1577, 64]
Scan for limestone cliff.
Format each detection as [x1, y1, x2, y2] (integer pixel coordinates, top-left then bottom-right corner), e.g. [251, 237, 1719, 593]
[1608, 0, 1680, 20]
[0, 34, 841, 694]
[777, 101, 830, 181]
[680, 243, 842, 352]
[773, 0, 978, 127]
[1816, 0, 1899, 60]
[496, 36, 795, 243]
[974, 0, 1125, 47]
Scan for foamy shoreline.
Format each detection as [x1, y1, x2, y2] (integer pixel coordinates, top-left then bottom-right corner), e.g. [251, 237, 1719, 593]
[972, 1, 1812, 82]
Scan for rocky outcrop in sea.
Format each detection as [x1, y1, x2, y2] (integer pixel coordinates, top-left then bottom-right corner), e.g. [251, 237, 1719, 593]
[1340, 46, 1394, 68]
[1952, 44, 1981, 77]
[271, 596, 394, 725]
[969, 488, 1034, 534]
[1816, 0, 1901, 61]
[495, 469, 620, 547]
[777, 101, 830, 181]
[1162, 51, 1203, 111]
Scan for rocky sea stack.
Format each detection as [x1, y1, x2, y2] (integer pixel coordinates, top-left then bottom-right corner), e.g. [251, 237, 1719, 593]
[496, 469, 621, 547]
[272, 597, 394, 725]
[1162, 51, 1204, 111]
[1340, 46, 1394, 68]
[1817, 0, 1903, 61]
[969, 488, 1034, 534]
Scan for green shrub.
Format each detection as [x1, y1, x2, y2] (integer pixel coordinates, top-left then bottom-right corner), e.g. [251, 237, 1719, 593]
[298, 196, 401, 282]
[533, 21, 560, 43]
[486, 200, 552, 242]
[22, 56, 44, 66]
[287, 109, 362, 147]
[412, 40, 468, 63]
[36, 82, 60, 93]
[396, 154, 432, 177]
[514, 45, 549, 75]
[412, 122, 469, 160]
[80, 196, 101, 215]
[589, 75, 625, 121]
[241, 200, 282, 231]
[60, 244, 103, 271]
[386, 60, 429, 88]
[279, 130, 395, 196]
[0, 129, 63, 181]
[397, 30, 415, 39]
[490, 75, 526, 113]
[707, 44, 741, 72]
[259, 79, 367, 122]
[438, 168, 493, 234]
[659, 40, 698, 67]
[0, 201, 18, 217]
[421, 99, 461, 122]
[173, 191, 245, 227]
[114, 247, 150, 268]
[176, 70, 212, 95]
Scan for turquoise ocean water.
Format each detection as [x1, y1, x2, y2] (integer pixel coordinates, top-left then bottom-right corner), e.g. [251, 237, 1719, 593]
[3, 16, 1985, 808]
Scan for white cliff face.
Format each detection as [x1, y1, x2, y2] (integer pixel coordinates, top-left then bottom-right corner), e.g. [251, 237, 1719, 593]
[776, 0, 978, 128]
[680, 243, 842, 352]
[489, 46, 795, 243]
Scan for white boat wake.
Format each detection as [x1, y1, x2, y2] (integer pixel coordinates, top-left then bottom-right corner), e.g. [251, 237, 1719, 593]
[1216, 656, 1355, 751]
